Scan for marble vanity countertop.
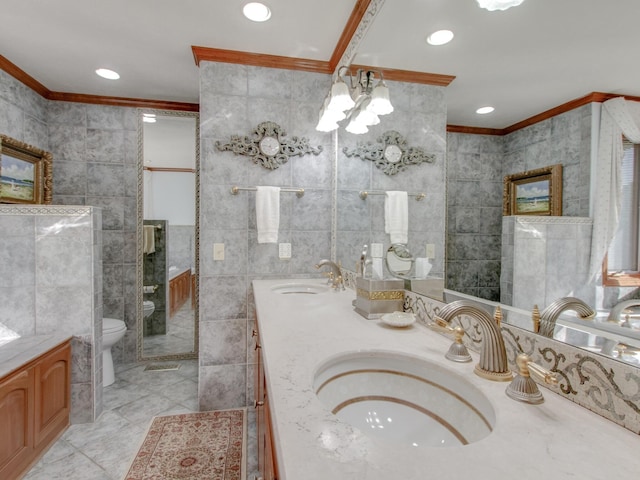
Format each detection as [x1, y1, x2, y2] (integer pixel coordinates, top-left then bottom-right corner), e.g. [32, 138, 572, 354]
[0, 334, 72, 379]
[253, 278, 639, 480]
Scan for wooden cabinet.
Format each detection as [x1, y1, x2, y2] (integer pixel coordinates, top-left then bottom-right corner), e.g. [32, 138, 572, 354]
[254, 325, 279, 480]
[169, 269, 191, 317]
[0, 340, 71, 480]
[0, 369, 34, 479]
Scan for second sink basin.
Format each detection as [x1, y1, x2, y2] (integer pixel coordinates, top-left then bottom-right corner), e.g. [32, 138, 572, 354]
[313, 351, 495, 448]
[270, 282, 329, 294]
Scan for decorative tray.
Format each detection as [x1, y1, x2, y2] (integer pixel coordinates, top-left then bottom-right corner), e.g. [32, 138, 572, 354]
[380, 311, 416, 328]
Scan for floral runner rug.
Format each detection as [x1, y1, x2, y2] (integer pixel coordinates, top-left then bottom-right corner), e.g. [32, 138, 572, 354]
[124, 409, 245, 480]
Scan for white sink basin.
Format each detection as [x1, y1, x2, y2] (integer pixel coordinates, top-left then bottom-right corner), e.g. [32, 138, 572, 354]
[270, 282, 329, 294]
[313, 351, 495, 448]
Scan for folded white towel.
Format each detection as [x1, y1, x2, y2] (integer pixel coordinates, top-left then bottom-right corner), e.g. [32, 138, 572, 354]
[143, 225, 156, 254]
[385, 191, 408, 244]
[256, 186, 280, 244]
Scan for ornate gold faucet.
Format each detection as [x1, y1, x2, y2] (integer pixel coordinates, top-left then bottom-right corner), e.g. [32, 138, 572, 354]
[506, 353, 559, 404]
[537, 297, 595, 337]
[436, 301, 512, 382]
[315, 259, 345, 291]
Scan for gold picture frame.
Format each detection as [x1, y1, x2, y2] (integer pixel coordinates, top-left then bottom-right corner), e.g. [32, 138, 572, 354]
[503, 164, 562, 216]
[0, 134, 52, 205]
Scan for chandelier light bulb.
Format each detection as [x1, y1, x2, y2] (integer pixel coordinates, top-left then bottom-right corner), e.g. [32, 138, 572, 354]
[345, 118, 369, 135]
[327, 79, 355, 111]
[369, 83, 394, 115]
[315, 66, 393, 134]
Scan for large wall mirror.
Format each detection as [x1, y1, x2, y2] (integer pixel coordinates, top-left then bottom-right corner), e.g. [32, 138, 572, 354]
[136, 109, 199, 361]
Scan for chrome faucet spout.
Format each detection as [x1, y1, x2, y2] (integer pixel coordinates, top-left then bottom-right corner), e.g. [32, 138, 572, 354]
[315, 259, 345, 291]
[607, 299, 640, 327]
[538, 297, 595, 338]
[436, 300, 512, 382]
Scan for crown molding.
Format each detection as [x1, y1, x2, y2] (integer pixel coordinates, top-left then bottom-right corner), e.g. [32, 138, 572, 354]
[0, 55, 198, 112]
[191, 46, 332, 74]
[47, 91, 198, 111]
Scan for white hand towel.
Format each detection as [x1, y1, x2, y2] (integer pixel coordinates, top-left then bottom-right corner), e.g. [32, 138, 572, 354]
[256, 186, 280, 244]
[385, 191, 408, 244]
[143, 225, 156, 254]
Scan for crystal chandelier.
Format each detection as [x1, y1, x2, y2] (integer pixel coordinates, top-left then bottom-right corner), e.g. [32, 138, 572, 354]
[316, 66, 393, 134]
[476, 0, 526, 11]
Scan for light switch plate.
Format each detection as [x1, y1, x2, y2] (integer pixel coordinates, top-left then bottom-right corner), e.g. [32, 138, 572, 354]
[425, 244, 435, 258]
[213, 243, 224, 261]
[371, 243, 383, 258]
[279, 243, 291, 259]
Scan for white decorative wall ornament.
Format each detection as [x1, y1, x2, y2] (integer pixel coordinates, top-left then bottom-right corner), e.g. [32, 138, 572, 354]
[215, 121, 323, 170]
[342, 130, 435, 175]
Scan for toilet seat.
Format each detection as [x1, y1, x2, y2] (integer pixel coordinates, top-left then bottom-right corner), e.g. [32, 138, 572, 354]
[103, 317, 126, 334]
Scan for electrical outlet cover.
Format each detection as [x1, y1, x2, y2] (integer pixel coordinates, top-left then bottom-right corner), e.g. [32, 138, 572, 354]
[279, 243, 292, 259]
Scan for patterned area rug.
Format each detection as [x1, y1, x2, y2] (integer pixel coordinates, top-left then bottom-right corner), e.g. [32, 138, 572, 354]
[124, 409, 245, 480]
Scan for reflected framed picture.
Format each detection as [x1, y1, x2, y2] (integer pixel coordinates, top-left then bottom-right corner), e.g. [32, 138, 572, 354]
[503, 164, 562, 216]
[0, 134, 52, 205]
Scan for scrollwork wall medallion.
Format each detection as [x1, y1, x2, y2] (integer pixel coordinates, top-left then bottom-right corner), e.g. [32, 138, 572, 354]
[342, 130, 435, 175]
[215, 121, 322, 170]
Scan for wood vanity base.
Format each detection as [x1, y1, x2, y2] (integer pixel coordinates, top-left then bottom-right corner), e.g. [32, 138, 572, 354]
[0, 340, 71, 480]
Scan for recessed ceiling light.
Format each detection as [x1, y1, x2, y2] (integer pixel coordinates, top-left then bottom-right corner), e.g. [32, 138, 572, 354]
[426, 30, 454, 46]
[243, 2, 271, 22]
[95, 68, 120, 80]
[476, 106, 495, 114]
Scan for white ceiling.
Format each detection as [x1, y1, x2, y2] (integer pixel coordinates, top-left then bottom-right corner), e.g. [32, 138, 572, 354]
[2, 0, 640, 129]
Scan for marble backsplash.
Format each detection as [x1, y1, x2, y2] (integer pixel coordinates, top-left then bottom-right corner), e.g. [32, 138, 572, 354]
[404, 289, 640, 435]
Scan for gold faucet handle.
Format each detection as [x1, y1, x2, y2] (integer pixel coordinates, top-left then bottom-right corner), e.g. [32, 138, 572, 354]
[517, 353, 558, 385]
[428, 317, 455, 334]
[321, 271, 334, 279]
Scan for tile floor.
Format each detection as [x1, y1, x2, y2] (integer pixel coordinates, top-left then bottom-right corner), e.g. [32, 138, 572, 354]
[24, 360, 200, 480]
[142, 301, 195, 357]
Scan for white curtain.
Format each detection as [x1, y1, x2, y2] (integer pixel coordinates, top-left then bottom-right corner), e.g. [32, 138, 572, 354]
[589, 97, 640, 281]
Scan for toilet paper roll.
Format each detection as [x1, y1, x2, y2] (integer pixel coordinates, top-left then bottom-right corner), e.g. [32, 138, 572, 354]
[143, 285, 155, 294]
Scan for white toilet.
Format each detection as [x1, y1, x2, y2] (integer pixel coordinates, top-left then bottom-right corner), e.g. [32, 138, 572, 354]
[102, 318, 127, 387]
[143, 300, 155, 318]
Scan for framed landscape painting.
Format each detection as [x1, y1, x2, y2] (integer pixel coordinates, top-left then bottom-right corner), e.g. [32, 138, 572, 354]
[0, 134, 52, 205]
[503, 164, 562, 216]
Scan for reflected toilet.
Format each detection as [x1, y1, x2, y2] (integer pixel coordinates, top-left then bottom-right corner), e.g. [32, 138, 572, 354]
[143, 300, 155, 318]
[102, 318, 126, 387]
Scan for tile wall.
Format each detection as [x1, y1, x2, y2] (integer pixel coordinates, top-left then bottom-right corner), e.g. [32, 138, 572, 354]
[446, 104, 593, 300]
[1, 69, 139, 365]
[168, 225, 196, 270]
[446, 133, 504, 300]
[198, 61, 449, 417]
[198, 62, 334, 412]
[47, 102, 139, 364]
[0, 205, 103, 423]
[501, 215, 594, 309]
[336, 82, 447, 279]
